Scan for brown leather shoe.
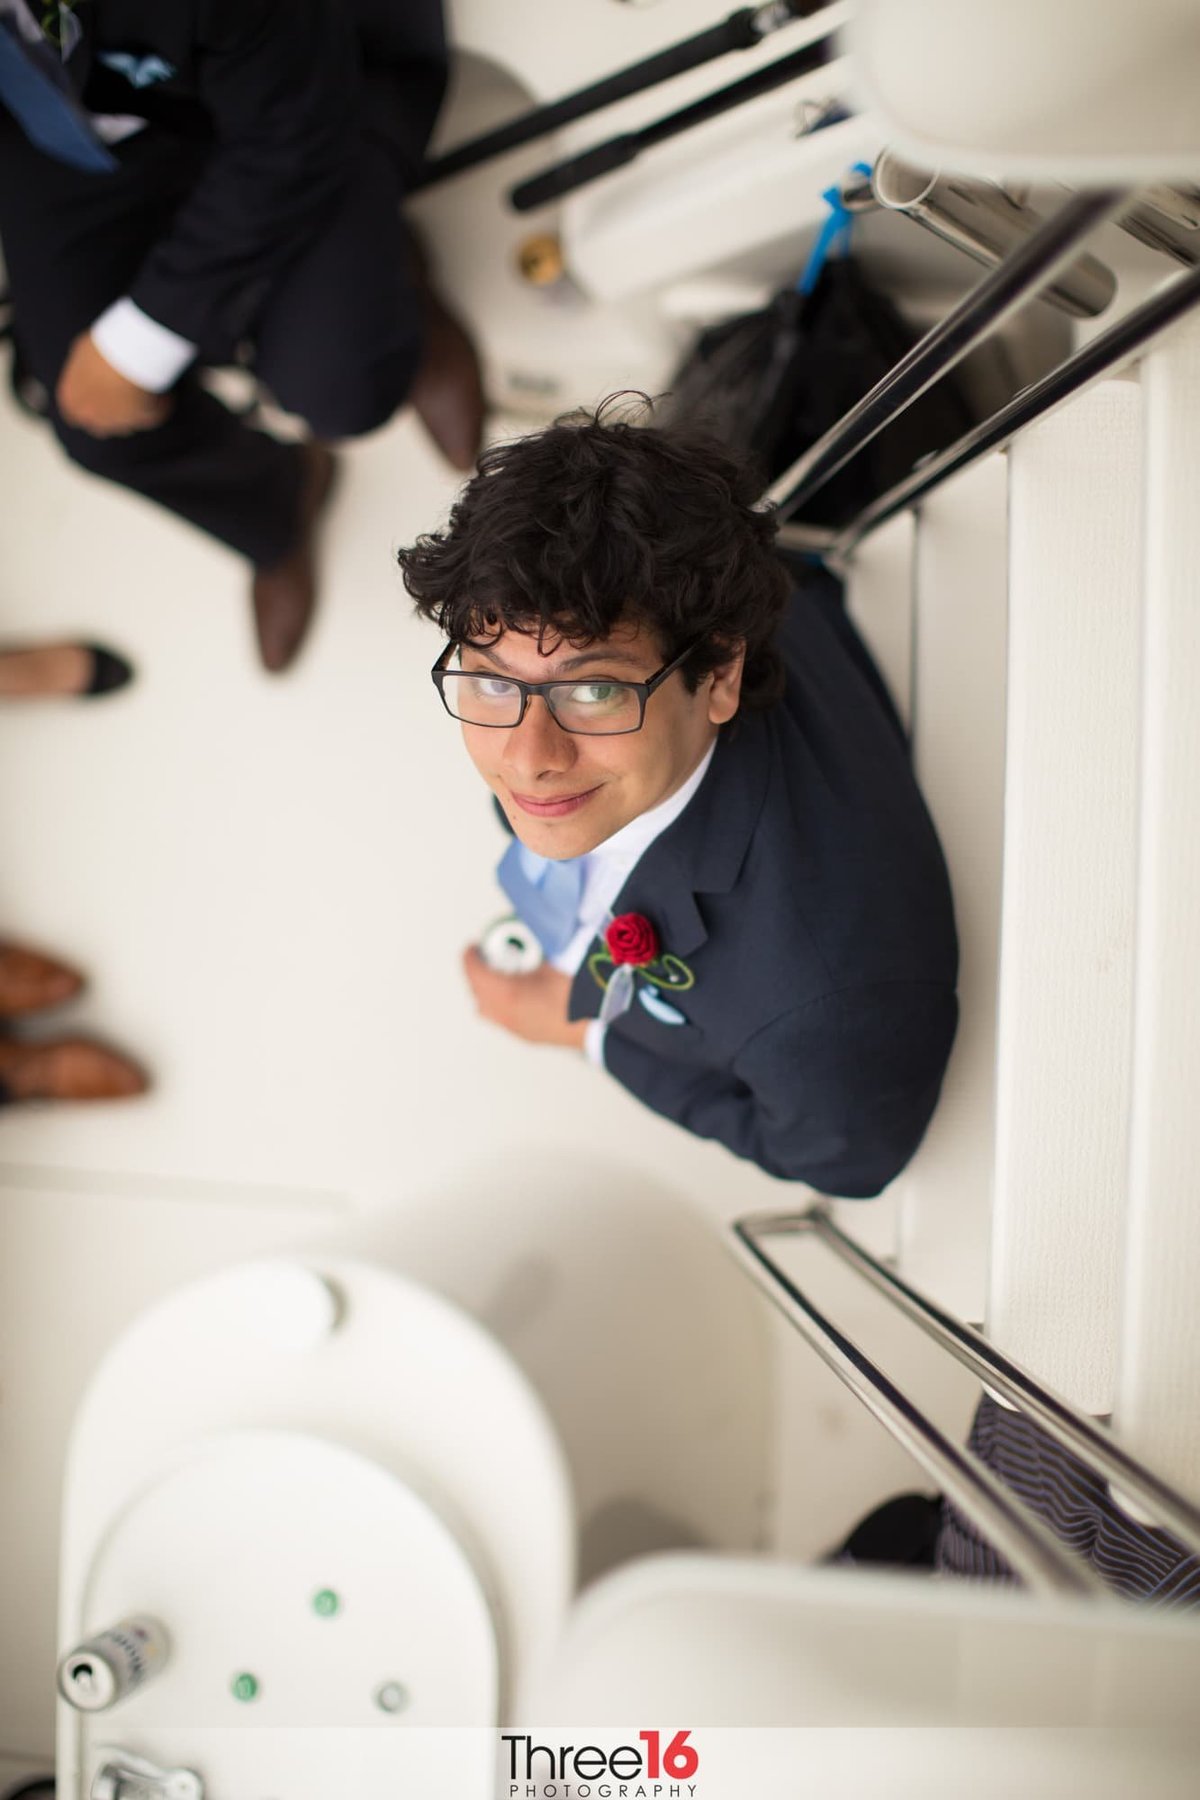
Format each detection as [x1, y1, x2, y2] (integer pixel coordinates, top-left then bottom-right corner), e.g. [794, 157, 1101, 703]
[0, 1035, 148, 1102]
[409, 286, 486, 474]
[250, 441, 338, 673]
[0, 941, 84, 1016]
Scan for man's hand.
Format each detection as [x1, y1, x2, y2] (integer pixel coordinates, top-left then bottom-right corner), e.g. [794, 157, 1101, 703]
[56, 333, 172, 437]
[462, 946, 589, 1049]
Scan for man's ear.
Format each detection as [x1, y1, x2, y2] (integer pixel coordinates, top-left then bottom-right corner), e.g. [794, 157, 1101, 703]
[706, 641, 746, 726]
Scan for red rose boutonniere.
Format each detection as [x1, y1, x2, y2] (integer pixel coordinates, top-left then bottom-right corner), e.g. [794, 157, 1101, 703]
[605, 913, 660, 967]
[588, 911, 695, 1024]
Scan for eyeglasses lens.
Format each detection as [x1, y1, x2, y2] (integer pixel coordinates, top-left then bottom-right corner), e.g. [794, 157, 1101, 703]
[444, 673, 524, 725]
[443, 673, 642, 735]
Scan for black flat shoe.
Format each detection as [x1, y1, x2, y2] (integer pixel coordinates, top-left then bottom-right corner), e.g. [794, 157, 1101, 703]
[82, 643, 135, 696]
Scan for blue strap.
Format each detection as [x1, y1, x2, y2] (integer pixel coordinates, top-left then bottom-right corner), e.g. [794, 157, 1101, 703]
[797, 160, 873, 296]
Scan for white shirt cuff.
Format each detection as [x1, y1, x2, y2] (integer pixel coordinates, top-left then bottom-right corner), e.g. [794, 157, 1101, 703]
[90, 298, 197, 392]
[584, 1020, 607, 1068]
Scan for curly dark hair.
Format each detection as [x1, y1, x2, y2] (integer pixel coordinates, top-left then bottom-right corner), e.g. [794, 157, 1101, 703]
[397, 394, 790, 713]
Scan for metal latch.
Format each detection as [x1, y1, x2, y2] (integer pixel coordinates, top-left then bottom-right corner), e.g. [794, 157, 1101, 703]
[90, 1750, 203, 1800]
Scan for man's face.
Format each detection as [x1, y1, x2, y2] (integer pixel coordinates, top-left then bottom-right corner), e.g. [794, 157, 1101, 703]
[457, 619, 744, 859]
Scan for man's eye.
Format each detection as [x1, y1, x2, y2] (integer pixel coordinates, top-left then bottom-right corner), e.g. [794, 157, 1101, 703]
[466, 675, 518, 700]
[567, 682, 625, 706]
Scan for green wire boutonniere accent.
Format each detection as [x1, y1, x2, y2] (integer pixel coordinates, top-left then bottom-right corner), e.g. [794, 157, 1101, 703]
[39, 2, 84, 50]
[587, 912, 696, 1023]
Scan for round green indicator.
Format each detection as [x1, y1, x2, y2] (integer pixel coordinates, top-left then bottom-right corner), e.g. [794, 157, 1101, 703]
[312, 1588, 340, 1617]
[231, 1672, 259, 1703]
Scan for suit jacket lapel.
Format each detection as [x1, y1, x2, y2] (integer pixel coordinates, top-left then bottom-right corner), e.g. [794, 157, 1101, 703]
[569, 710, 773, 1019]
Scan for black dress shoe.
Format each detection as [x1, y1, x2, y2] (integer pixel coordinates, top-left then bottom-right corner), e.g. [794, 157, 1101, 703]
[828, 1492, 945, 1569]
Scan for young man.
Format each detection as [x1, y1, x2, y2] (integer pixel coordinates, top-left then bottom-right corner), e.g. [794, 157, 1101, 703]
[400, 402, 958, 1197]
[0, 0, 481, 672]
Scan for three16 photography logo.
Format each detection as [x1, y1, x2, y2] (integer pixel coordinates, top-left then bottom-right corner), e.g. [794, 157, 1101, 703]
[502, 1728, 701, 1798]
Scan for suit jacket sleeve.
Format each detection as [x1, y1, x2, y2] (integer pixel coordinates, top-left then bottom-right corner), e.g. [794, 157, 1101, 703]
[126, 0, 361, 348]
[601, 981, 958, 1197]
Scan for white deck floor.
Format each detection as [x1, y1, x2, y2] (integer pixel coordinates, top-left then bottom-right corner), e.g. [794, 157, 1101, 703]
[0, 2, 984, 1760]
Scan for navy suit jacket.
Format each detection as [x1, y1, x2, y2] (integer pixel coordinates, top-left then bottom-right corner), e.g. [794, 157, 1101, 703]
[567, 570, 959, 1198]
[62, 1, 445, 350]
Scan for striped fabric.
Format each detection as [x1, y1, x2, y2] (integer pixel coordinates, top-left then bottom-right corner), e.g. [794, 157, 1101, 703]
[936, 1394, 1200, 1604]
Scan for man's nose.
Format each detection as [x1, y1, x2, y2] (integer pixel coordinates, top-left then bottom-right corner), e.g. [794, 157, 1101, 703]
[502, 695, 576, 778]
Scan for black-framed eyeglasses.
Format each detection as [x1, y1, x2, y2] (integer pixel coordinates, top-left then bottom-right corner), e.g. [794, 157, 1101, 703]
[430, 638, 700, 736]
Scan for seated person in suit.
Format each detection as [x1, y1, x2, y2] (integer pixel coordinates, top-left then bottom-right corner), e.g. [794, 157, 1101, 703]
[399, 400, 958, 1196]
[0, 0, 481, 672]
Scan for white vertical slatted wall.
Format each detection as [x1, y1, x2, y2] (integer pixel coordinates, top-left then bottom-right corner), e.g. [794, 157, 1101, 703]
[894, 455, 1009, 1324]
[1115, 305, 1200, 1502]
[987, 380, 1143, 1413]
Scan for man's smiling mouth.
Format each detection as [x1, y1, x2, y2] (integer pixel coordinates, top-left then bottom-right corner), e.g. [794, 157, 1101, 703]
[508, 785, 602, 817]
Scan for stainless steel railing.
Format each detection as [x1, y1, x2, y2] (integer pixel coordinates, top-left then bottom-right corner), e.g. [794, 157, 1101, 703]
[833, 255, 1200, 553]
[871, 152, 1117, 318]
[765, 186, 1130, 524]
[734, 1207, 1200, 1597]
[767, 168, 1200, 546]
[806, 1210, 1200, 1552]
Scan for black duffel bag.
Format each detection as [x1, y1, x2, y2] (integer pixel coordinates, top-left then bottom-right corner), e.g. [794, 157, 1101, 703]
[664, 255, 975, 529]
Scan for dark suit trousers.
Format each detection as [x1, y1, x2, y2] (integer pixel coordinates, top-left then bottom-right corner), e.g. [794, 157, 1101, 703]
[936, 1393, 1200, 1604]
[0, 101, 423, 566]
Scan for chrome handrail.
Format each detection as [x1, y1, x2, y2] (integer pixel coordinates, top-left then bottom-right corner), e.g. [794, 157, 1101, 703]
[737, 1207, 1200, 1574]
[731, 1217, 1108, 1596]
[834, 257, 1200, 554]
[804, 1210, 1200, 1557]
[1118, 185, 1200, 267]
[872, 152, 1117, 318]
[766, 187, 1129, 523]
